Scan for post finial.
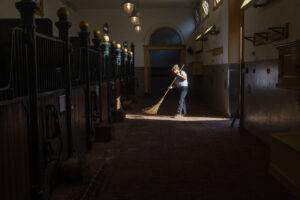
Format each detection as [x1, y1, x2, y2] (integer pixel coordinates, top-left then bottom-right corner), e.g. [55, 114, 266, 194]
[57, 7, 69, 21]
[102, 34, 110, 42]
[93, 29, 101, 38]
[79, 21, 89, 31]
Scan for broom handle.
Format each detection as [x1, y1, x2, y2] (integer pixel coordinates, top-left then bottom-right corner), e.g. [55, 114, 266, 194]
[160, 64, 186, 100]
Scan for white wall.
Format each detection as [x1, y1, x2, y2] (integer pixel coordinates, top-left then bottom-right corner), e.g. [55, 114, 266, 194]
[244, 0, 300, 62]
[0, 1, 195, 95]
[77, 8, 195, 68]
[0, 1, 195, 66]
[188, 0, 229, 66]
[77, 8, 195, 95]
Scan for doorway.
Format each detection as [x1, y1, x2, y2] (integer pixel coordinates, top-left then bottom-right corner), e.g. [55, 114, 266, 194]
[144, 27, 186, 95]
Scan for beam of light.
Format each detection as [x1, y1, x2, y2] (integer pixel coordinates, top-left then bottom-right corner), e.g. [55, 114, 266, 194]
[241, 0, 254, 9]
[125, 114, 229, 122]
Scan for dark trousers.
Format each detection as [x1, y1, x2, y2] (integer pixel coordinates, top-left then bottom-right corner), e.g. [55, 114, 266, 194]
[177, 87, 188, 115]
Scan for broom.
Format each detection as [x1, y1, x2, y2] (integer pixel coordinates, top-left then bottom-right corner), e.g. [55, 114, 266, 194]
[143, 64, 186, 115]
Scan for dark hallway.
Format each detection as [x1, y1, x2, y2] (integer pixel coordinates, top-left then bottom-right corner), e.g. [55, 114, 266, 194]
[78, 97, 296, 200]
[1, 1, 300, 200]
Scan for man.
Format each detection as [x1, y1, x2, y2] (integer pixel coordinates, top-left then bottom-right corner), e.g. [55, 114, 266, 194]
[169, 64, 188, 118]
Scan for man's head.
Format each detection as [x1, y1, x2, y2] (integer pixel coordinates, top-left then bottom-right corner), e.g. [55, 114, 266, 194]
[172, 64, 180, 74]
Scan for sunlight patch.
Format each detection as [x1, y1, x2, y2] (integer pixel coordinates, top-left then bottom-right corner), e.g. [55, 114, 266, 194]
[125, 114, 228, 122]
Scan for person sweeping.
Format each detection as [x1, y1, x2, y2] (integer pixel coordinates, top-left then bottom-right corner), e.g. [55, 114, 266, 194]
[169, 64, 189, 118]
[143, 64, 187, 115]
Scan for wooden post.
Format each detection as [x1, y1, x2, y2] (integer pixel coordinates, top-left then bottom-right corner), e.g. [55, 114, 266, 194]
[15, 0, 42, 199]
[101, 34, 112, 122]
[121, 45, 128, 97]
[78, 21, 92, 150]
[92, 30, 101, 51]
[55, 7, 73, 156]
[130, 42, 135, 95]
[240, 26, 245, 128]
[108, 42, 117, 120]
[92, 30, 103, 121]
[116, 44, 122, 79]
[115, 44, 122, 111]
[144, 45, 150, 94]
[101, 35, 111, 80]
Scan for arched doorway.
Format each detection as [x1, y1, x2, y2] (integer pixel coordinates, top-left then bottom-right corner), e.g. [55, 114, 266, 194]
[144, 27, 186, 95]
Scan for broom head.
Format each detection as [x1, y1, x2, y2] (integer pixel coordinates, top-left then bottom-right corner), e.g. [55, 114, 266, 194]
[143, 98, 164, 115]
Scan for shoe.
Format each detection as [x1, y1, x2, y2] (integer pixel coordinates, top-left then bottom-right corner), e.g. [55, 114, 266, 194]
[174, 114, 182, 118]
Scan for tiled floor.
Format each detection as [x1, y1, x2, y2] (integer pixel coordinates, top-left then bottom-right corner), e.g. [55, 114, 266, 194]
[90, 96, 296, 200]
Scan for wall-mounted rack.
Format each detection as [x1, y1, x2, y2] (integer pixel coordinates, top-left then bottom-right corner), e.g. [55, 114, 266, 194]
[244, 23, 289, 46]
[206, 46, 223, 56]
[244, 36, 256, 45]
[269, 23, 289, 42]
[254, 32, 269, 45]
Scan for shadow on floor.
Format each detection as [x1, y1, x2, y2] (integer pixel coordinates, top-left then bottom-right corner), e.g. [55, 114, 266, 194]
[90, 98, 296, 200]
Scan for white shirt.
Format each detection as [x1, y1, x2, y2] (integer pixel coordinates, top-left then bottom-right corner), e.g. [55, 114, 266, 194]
[175, 70, 188, 87]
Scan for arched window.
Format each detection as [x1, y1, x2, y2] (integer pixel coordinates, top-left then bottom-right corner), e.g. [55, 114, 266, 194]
[201, 0, 209, 20]
[149, 27, 182, 45]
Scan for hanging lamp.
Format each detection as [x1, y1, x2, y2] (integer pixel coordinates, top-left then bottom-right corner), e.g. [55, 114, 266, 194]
[130, 9, 140, 26]
[134, 24, 142, 32]
[123, 0, 135, 14]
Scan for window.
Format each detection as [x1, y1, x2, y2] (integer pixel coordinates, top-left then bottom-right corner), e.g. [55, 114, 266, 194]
[200, 0, 209, 20]
[150, 27, 182, 45]
[213, 0, 222, 9]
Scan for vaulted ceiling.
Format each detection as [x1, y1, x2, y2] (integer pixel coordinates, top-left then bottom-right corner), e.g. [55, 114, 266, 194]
[63, 0, 196, 10]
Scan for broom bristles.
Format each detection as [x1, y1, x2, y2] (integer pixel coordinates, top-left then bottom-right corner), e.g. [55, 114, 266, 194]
[143, 64, 186, 115]
[143, 98, 164, 115]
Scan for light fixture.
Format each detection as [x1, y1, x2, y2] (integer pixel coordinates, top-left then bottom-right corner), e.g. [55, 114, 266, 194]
[195, 33, 203, 41]
[241, 0, 254, 9]
[253, 0, 273, 7]
[204, 26, 213, 35]
[204, 25, 219, 35]
[123, 0, 135, 14]
[241, 0, 273, 9]
[117, 43, 122, 49]
[134, 24, 142, 32]
[130, 9, 140, 25]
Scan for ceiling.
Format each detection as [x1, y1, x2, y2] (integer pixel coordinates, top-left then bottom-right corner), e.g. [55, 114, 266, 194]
[63, 0, 196, 10]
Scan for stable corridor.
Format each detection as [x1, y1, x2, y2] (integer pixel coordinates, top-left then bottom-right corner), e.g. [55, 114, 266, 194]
[88, 98, 295, 200]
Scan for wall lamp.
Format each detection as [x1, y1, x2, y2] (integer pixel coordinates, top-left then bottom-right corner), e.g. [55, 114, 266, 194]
[241, 0, 274, 9]
[195, 33, 203, 41]
[204, 25, 219, 36]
